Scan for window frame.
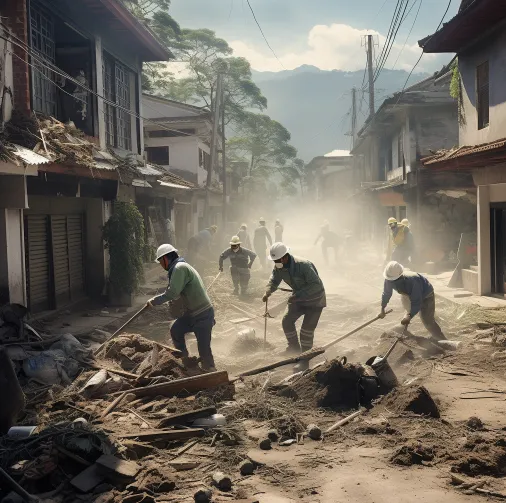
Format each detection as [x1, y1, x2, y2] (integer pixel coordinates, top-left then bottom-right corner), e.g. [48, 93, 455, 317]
[477, 61, 490, 130]
[146, 146, 170, 165]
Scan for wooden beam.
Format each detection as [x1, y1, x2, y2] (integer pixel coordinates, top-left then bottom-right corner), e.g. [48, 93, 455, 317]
[117, 428, 205, 441]
[158, 407, 217, 428]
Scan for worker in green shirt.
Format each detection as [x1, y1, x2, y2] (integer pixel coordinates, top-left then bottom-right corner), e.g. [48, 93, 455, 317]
[147, 243, 216, 371]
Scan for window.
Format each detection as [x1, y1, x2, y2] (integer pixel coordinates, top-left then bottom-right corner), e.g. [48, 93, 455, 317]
[30, 3, 56, 116]
[146, 146, 169, 165]
[103, 54, 133, 150]
[148, 129, 196, 138]
[397, 130, 404, 168]
[477, 61, 490, 130]
[199, 148, 210, 170]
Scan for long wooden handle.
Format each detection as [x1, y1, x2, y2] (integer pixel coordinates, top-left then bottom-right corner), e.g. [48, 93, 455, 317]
[263, 299, 268, 350]
[207, 271, 221, 292]
[94, 304, 149, 356]
[322, 309, 393, 350]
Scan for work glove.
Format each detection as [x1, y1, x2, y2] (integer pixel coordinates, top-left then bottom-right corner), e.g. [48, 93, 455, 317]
[262, 292, 271, 303]
[378, 309, 386, 319]
[401, 314, 412, 326]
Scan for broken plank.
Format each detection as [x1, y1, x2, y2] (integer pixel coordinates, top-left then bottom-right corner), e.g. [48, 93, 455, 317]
[112, 371, 229, 399]
[70, 464, 105, 493]
[171, 439, 199, 460]
[158, 407, 217, 428]
[96, 454, 140, 478]
[117, 428, 205, 441]
[101, 391, 128, 419]
[89, 364, 139, 380]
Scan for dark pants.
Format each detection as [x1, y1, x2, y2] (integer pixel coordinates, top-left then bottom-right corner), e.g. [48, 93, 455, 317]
[187, 236, 200, 265]
[230, 266, 250, 292]
[282, 304, 323, 352]
[322, 241, 338, 264]
[401, 293, 445, 341]
[171, 307, 216, 368]
[392, 246, 411, 266]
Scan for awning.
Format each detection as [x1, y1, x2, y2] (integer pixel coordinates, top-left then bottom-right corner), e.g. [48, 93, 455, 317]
[132, 179, 152, 188]
[138, 164, 163, 176]
[11, 144, 50, 165]
[158, 180, 191, 190]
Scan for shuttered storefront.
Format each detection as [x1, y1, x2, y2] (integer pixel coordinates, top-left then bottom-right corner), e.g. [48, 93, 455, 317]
[25, 214, 85, 313]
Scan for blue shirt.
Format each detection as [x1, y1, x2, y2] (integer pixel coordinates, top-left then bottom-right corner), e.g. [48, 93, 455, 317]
[381, 272, 434, 318]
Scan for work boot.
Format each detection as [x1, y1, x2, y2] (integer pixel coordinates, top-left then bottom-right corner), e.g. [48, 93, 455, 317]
[281, 343, 301, 356]
[233, 287, 239, 295]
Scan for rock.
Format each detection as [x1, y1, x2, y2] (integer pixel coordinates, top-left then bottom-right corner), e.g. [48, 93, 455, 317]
[194, 487, 213, 503]
[212, 471, 232, 491]
[467, 416, 484, 431]
[267, 429, 279, 442]
[259, 438, 272, 450]
[239, 459, 255, 476]
[306, 424, 322, 440]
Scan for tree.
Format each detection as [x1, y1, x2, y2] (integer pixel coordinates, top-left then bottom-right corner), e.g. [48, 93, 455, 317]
[279, 158, 308, 196]
[228, 112, 298, 186]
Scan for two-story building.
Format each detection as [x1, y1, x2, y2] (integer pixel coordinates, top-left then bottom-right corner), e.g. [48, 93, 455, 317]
[351, 68, 472, 263]
[142, 94, 222, 235]
[0, 0, 171, 313]
[420, 0, 506, 296]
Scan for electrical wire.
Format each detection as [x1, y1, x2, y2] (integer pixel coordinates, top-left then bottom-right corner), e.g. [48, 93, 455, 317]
[0, 26, 210, 141]
[391, 0, 423, 70]
[245, 0, 286, 70]
[396, 0, 453, 99]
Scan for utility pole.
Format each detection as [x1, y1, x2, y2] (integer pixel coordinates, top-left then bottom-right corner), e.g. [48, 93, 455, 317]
[351, 87, 357, 149]
[367, 34, 375, 118]
[221, 86, 227, 231]
[205, 72, 224, 227]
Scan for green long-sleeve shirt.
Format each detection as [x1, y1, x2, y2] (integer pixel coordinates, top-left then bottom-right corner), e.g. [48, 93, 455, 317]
[266, 255, 326, 308]
[151, 261, 212, 317]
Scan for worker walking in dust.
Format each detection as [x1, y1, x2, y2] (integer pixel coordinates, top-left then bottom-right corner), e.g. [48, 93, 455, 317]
[263, 243, 326, 370]
[219, 236, 257, 296]
[274, 219, 284, 242]
[187, 225, 218, 265]
[379, 261, 446, 342]
[386, 218, 413, 265]
[237, 224, 252, 250]
[254, 218, 273, 269]
[147, 244, 216, 372]
[314, 221, 340, 265]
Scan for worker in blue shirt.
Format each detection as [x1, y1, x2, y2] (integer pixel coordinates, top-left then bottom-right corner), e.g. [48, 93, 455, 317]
[379, 261, 446, 341]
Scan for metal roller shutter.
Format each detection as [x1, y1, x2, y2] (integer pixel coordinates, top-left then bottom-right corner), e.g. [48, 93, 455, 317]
[67, 215, 85, 298]
[25, 215, 51, 313]
[51, 215, 71, 306]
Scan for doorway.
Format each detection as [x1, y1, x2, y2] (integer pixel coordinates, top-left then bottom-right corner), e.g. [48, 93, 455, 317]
[490, 205, 506, 294]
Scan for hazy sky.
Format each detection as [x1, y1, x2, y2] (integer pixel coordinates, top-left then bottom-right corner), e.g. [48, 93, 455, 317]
[169, 0, 458, 74]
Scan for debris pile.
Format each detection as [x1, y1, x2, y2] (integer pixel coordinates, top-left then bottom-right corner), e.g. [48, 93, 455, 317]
[381, 385, 440, 418]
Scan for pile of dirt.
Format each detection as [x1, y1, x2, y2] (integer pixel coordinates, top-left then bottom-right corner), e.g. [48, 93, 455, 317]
[286, 358, 365, 409]
[452, 434, 506, 477]
[391, 441, 435, 466]
[382, 385, 440, 418]
[229, 336, 275, 356]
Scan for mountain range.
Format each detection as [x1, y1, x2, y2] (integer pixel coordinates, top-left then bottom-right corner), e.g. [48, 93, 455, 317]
[250, 65, 433, 162]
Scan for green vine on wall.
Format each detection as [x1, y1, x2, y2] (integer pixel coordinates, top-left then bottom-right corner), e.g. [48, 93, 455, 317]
[103, 201, 145, 295]
[450, 59, 466, 126]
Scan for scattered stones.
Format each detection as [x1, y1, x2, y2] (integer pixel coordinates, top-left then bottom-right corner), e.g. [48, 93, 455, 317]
[267, 429, 279, 442]
[211, 471, 232, 491]
[259, 439, 272, 450]
[239, 459, 255, 476]
[194, 488, 212, 503]
[306, 424, 322, 440]
[279, 439, 297, 446]
[391, 442, 435, 466]
[467, 417, 484, 431]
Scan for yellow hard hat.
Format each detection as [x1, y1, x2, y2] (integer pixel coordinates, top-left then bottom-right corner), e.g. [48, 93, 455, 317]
[401, 218, 410, 227]
[230, 236, 241, 245]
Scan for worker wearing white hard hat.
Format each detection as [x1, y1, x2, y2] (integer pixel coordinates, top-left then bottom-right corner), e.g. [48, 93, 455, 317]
[218, 236, 257, 295]
[263, 243, 326, 370]
[147, 244, 217, 371]
[379, 261, 446, 341]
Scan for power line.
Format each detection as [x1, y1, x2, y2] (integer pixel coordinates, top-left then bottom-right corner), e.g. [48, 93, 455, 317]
[397, 0, 453, 99]
[391, 0, 423, 70]
[245, 0, 286, 70]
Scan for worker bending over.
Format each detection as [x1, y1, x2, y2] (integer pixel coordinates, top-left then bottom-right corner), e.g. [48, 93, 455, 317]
[379, 261, 446, 342]
[263, 243, 326, 369]
[148, 244, 216, 371]
[219, 236, 257, 296]
[254, 218, 273, 269]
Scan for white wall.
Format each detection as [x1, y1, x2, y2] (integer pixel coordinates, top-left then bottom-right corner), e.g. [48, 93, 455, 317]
[143, 96, 202, 120]
[460, 26, 506, 146]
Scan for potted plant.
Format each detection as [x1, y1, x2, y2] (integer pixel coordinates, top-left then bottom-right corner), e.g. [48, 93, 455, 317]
[103, 201, 145, 306]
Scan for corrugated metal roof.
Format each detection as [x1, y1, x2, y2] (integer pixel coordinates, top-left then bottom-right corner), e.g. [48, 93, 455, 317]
[132, 179, 152, 188]
[138, 164, 163, 176]
[11, 144, 50, 165]
[93, 160, 117, 171]
[158, 180, 191, 190]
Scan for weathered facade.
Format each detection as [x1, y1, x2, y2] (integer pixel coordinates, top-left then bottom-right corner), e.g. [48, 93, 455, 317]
[420, 0, 506, 295]
[0, 0, 171, 313]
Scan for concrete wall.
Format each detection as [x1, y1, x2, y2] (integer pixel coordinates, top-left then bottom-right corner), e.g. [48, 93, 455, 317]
[414, 106, 459, 157]
[460, 25, 506, 145]
[0, 23, 13, 123]
[142, 97, 202, 119]
[0, 209, 26, 305]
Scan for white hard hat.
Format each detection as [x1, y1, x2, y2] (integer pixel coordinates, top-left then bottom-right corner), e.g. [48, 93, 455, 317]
[268, 242, 290, 261]
[156, 243, 177, 261]
[230, 236, 241, 245]
[384, 261, 404, 281]
[401, 218, 410, 227]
